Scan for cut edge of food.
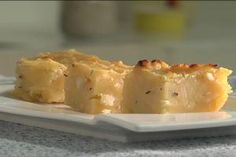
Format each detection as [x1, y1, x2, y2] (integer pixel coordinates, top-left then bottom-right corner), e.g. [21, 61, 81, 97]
[13, 58, 67, 103]
[64, 60, 132, 114]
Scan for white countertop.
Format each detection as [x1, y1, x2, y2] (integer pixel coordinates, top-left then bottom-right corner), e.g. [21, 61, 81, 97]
[0, 120, 235, 157]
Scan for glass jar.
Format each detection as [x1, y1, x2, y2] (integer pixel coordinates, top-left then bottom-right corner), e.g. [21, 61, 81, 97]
[61, 1, 118, 38]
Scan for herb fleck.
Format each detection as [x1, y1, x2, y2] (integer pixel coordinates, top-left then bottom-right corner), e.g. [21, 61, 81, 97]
[86, 77, 91, 82]
[89, 87, 92, 91]
[145, 90, 151, 94]
[18, 75, 23, 79]
[90, 70, 94, 75]
[89, 95, 101, 100]
[173, 92, 178, 96]
[64, 74, 68, 77]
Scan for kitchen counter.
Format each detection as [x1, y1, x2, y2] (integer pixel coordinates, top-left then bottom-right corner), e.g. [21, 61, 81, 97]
[0, 120, 235, 157]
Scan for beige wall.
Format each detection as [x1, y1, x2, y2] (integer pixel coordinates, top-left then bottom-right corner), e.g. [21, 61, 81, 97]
[0, 1, 236, 76]
[0, 1, 236, 35]
[0, 1, 61, 33]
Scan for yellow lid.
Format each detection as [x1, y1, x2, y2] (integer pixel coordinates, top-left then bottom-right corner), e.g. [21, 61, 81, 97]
[135, 10, 186, 33]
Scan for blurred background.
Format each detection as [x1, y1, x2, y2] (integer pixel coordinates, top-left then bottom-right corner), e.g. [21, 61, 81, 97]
[0, 1, 236, 76]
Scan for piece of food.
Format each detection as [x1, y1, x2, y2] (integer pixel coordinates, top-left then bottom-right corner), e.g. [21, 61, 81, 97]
[64, 60, 131, 114]
[14, 49, 232, 114]
[14, 58, 66, 103]
[122, 59, 232, 113]
[14, 49, 106, 103]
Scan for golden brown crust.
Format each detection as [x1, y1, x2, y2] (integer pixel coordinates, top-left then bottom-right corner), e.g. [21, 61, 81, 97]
[136, 59, 149, 67]
[170, 64, 219, 73]
[69, 59, 131, 75]
[135, 59, 223, 73]
[171, 63, 218, 69]
[37, 49, 100, 65]
[136, 59, 170, 69]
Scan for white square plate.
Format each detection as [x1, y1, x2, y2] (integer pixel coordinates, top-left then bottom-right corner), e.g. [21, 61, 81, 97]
[1, 82, 236, 142]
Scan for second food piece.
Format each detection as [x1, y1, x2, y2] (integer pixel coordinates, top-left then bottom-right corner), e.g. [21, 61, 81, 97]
[64, 60, 131, 114]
